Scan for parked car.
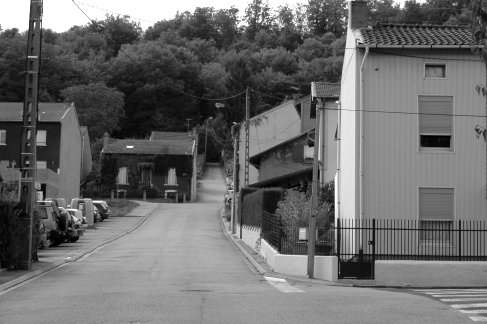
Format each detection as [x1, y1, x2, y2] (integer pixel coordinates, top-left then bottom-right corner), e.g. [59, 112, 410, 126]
[93, 200, 111, 220]
[93, 206, 103, 223]
[37, 201, 69, 247]
[70, 198, 95, 226]
[67, 208, 86, 225]
[59, 207, 83, 242]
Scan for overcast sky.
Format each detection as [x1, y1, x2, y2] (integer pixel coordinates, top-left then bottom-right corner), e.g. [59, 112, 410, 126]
[1, 0, 417, 33]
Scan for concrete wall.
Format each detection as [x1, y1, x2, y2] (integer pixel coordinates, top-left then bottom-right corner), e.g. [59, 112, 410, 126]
[242, 225, 260, 251]
[375, 261, 487, 287]
[260, 239, 338, 282]
[361, 49, 487, 221]
[59, 104, 82, 203]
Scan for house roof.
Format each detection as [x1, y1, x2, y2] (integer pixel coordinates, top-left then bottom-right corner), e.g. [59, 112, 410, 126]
[150, 131, 193, 141]
[249, 130, 310, 166]
[357, 24, 480, 48]
[311, 83, 340, 98]
[0, 102, 73, 122]
[104, 138, 194, 156]
[249, 167, 313, 188]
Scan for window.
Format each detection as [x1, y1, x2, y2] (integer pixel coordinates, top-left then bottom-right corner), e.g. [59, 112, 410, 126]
[419, 96, 453, 150]
[117, 167, 128, 185]
[419, 188, 454, 243]
[0, 130, 5, 145]
[36, 161, 47, 169]
[27, 130, 47, 146]
[167, 168, 177, 185]
[425, 63, 446, 78]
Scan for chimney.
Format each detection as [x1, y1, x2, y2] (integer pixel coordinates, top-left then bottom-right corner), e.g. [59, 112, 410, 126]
[349, 0, 368, 29]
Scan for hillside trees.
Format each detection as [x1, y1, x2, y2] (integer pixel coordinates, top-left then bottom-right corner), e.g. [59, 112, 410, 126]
[1, 0, 471, 146]
[61, 82, 125, 139]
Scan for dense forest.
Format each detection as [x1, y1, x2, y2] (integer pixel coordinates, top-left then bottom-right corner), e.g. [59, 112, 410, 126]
[0, 0, 473, 159]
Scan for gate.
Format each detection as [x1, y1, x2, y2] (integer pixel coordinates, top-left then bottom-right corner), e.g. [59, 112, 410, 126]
[337, 218, 375, 279]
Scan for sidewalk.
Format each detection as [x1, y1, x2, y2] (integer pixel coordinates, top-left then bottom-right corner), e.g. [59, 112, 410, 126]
[0, 200, 157, 292]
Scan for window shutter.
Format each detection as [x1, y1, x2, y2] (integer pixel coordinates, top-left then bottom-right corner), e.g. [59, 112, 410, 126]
[419, 188, 453, 220]
[419, 96, 452, 134]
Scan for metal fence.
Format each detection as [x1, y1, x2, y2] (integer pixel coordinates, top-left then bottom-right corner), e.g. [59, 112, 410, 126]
[261, 214, 487, 261]
[337, 218, 487, 261]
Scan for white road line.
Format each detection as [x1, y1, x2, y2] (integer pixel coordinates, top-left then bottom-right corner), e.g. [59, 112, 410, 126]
[470, 316, 487, 322]
[451, 303, 487, 309]
[460, 310, 487, 314]
[433, 294, 487, 298]
[264, 276, 304, 293]
[419, 290, 487, 294]
[441, 298, 487, 302]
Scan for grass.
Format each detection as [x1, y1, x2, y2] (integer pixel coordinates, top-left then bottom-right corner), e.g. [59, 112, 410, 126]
[105, 199, 140, 217]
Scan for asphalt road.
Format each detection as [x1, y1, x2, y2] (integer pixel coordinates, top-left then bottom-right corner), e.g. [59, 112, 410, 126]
[0, 164, 471, 323]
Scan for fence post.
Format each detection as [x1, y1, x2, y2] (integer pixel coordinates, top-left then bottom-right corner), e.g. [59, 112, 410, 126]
[372, 218, 376, 262]
[278, 213, 282, 253]
[336, 218, 341, 259]
[458, 220, 462, 261]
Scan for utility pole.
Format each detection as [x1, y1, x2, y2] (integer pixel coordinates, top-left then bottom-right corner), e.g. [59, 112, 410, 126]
[244, 87, 250, 186]
[231, 124, 239, 234]
[19, 0, 43, 270]
[307, 99, 322, 278]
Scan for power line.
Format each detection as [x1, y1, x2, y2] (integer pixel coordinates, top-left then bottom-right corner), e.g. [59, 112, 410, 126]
[325, 107, 487, 119]
[74, 1, 157, 25]
[70, 0, 248, 103]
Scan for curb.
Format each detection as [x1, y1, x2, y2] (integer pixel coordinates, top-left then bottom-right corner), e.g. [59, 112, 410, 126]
[218, 208, 267, 275]
[0, 204, 158, 293]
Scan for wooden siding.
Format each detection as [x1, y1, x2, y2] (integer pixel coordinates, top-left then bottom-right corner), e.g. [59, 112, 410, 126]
[238, 101, 301, 187]
[359, 49, 487, 221]
[59, 107, 82, 202]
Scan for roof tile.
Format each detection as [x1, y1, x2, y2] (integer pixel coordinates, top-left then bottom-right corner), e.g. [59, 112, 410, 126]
[359, 24, 478, 47]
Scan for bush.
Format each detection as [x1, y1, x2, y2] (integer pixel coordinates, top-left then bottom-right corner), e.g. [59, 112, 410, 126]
[275, 181, 334, 249]
[0, 182, 41, 269]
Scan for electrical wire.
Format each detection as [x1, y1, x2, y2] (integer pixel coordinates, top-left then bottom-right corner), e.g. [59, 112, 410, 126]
[74, 1, 157, 25]
[70, 0, 247, 103]
[324, 107, 487, 119]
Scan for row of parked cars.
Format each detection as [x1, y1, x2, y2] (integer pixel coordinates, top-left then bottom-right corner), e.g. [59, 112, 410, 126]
[37, 198, 111, 248]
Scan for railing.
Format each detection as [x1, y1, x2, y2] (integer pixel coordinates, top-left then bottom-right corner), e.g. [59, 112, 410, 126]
[337, 218, 487, 261]
[261, 214, 487, 261]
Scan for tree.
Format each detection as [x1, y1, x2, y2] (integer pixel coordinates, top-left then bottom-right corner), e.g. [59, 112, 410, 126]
[61, 82, 125, 139]
[88, 15, 142, 58]
[306, 0, 347, 37]
[0, 29, 25, 101]
[244, 0, 273, 41]
[399, 0, 426, 24]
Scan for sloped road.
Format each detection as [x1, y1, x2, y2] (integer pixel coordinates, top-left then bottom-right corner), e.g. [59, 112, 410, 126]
[0, 164, 469, 323]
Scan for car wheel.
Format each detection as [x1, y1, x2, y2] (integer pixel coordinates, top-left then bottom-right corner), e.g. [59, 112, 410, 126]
[70, 236, 79, 243]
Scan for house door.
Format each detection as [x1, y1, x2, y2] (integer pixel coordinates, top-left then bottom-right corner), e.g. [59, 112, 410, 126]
[336, 218, 375, 280]
[139, 163, 153, 188]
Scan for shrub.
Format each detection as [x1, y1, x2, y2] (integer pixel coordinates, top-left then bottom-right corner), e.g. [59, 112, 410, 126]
[275, 181, 334, 250]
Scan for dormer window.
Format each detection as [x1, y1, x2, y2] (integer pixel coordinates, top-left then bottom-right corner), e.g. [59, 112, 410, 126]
[425, 63, 446, 79]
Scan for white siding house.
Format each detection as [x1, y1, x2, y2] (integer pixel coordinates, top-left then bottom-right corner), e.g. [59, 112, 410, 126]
[340, 1, 487, 227]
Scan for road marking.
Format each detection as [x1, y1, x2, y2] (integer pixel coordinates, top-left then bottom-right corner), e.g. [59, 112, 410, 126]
[414, 289, 487, 322]
[441, 298, 487, 303]
[264, 276, 304, 293]
[470, 316, 487, 322]
[451, 303, 487, 309]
